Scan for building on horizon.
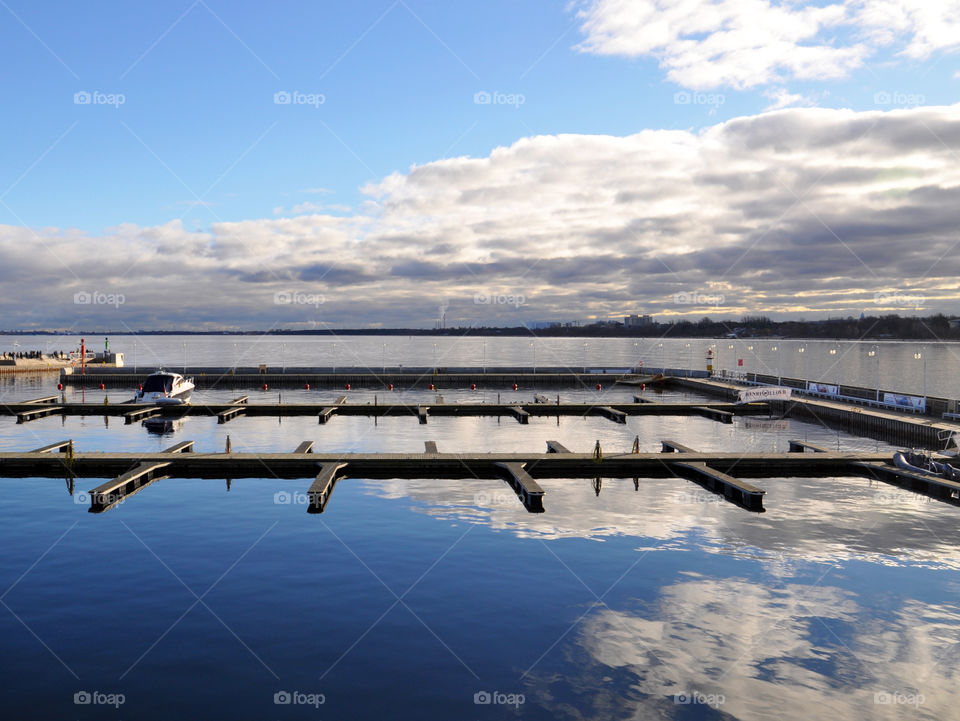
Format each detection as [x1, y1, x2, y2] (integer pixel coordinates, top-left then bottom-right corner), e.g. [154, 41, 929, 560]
[625, 314, 653, 327]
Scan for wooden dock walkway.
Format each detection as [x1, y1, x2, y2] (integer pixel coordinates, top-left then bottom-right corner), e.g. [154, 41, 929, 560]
[0, 441, 918, 515]
[1, 400, 771, 423]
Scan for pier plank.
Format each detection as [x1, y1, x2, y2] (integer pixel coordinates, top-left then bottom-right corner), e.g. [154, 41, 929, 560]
[788, 440, 830, 453]
[16, 406, 63, 423]
[671, 461, 765, 511]
[595, 406, 627, 424]
[661, 440, 698, 453]
[29, 440, 73, 454]
[307, 462, 348, 513]
[494, 461, 544, 512]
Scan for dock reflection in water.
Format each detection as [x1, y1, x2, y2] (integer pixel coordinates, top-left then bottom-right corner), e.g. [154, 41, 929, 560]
[1, 377, 959, 720]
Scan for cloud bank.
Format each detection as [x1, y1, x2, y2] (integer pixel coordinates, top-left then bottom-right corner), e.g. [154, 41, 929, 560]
[575, 0, 960, 89]
[4, 103, 960, 329]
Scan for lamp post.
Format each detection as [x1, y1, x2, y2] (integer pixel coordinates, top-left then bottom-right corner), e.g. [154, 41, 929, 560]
[281, 343, 286, 374]
[771, 345, 780, 385]
[797, 344, 805, 385]
[868, 346, 879, 402]
[530, 341, 536, 372]
[914, 350, 926, 404]
[482, 340, 486, 373]
[583, 342, 588, 373]
[829, 345, 840, 393]
[382, 342, 386, 374]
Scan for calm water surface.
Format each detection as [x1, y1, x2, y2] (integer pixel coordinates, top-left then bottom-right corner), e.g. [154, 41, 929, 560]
[0, 370, 958, 719]
[1, 333, 958, 398]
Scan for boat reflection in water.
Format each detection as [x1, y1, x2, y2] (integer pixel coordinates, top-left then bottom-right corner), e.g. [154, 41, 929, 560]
[142, 417, 185, 436]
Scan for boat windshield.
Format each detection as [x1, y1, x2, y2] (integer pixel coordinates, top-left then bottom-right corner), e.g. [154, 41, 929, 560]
[142, 375, 174, 393]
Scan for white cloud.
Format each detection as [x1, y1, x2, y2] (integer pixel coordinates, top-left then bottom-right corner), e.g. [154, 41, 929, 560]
[575, 0, 960, 89]
[763, 88, 811, 110]
[4, 104, 960, 328]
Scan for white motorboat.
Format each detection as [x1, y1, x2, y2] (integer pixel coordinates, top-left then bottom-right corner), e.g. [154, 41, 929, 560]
[135, 370, 194, 405]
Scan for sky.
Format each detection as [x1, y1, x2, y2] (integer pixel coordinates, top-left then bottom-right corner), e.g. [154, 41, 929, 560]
[1, 0, 959, 330]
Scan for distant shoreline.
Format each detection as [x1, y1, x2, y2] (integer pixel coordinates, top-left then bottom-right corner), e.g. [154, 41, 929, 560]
[1, 318, 957, 343]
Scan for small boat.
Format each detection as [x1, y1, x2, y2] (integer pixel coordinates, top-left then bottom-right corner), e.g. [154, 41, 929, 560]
[893, 450, 960, 482]
[134, 370, 194, 405]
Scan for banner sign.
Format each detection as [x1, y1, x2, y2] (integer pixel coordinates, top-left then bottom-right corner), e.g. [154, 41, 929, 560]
[882, 392, 926, 411]
[737, 387, 792, 403]
[807, 382, 839, 395]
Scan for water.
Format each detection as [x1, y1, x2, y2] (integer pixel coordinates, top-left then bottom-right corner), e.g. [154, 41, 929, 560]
[1, 333, 957, 398]
[1, 350, 959, 719]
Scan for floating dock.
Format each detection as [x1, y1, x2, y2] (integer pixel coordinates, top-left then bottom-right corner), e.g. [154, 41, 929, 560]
[2, 438, 945, 515]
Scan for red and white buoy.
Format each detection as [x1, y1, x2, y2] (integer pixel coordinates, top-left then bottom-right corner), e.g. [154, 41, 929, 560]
[595, 383, 602, 391]
[512, 383, 518, 391]
[345, 383, 351, 390]
[388, 383, 393, 391]
[470, 383, 476, 391]
[262, 383, 268, 391]
[304, 383, 310, 390]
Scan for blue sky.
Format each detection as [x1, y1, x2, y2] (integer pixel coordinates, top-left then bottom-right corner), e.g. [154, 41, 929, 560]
[1, 1, 960, 329]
